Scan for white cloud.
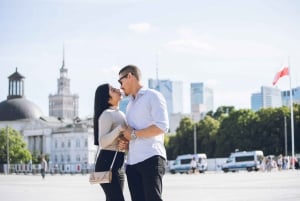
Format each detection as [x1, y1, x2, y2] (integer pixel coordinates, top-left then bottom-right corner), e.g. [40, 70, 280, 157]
[165, 39, 213, 52]
[164, 28, 214, 54]
[128, 22, 152, 33]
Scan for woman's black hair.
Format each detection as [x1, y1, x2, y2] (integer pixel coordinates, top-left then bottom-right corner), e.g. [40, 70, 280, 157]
[93, 83, 112, 145]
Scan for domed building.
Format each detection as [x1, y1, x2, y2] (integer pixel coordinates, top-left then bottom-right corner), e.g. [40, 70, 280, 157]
[0, 68, 43, 121]
[0, 66, 95, 174]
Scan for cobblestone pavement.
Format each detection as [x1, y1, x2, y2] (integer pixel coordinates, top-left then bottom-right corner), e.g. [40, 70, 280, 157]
[1, 170, 300, 201]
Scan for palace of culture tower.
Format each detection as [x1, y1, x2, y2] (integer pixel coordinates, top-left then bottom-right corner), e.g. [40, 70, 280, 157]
[49, 49, 79, 120]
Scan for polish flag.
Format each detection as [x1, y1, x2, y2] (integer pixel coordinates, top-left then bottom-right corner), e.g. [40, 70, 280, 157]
[272, 67, 289, 85]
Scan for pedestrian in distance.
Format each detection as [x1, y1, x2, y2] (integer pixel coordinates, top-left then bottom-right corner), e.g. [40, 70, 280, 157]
[93, 84, 129, 201]
[190, 157, 197, 174]
[118, 65, 169, 201]
[40, 156, 47, 179]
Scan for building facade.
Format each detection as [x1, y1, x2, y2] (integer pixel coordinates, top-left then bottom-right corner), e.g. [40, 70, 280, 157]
[190, 82, 214, 121]
[0, 68, 95, 174]
[282, 87, 300, 106]
[49, 52, 79, 120]
[251, 86, 282, 111]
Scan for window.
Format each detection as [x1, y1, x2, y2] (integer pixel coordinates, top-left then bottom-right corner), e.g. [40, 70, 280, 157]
[76, 154, 81, 162]
[181, 159, 191, 164]
[76, 139, 80, 148]
[236, 156, 254, 162]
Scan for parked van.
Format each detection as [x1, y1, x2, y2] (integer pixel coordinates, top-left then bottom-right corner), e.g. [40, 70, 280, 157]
[169, 153, 208, 174]
[222, 150, 264, 172]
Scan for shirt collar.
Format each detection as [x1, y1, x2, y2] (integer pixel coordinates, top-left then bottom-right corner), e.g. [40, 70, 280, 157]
[130, 86, 146, 100]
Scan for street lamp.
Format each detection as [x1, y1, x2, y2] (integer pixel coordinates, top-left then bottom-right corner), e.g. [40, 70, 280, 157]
[193, 123, 197, 155]
[284, 116, 287, 157]
[6, 126, 10, 174]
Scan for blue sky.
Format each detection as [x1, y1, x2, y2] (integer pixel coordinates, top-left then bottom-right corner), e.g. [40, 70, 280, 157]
[1, 0, 300, 118]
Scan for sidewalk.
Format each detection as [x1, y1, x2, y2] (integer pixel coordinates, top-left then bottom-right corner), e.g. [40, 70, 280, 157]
[1, 170, 300, 201]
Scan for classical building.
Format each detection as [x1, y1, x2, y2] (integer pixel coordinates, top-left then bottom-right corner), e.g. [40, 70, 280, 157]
[0, 67, 95, 174]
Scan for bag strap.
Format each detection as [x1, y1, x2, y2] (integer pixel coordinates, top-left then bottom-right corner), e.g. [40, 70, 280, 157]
[93, 146, 118, 172]
[109, 150, 118, 170]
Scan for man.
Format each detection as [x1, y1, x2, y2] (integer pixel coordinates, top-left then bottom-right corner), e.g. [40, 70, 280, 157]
[118, 65, 169, 201]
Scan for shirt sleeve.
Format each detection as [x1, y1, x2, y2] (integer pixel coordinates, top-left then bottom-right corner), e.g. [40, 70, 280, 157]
[98, 111, 122, 148]
[150, 91, 169, 133]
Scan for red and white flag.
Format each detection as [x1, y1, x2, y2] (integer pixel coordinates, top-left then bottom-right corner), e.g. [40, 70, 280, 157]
[272, 66, 289, 85]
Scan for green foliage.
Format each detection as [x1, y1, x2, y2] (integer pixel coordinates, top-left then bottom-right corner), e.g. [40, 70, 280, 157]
[0, 127, 32, 164]
[166, 116, 220, 159]
[165, 105, 300, 159]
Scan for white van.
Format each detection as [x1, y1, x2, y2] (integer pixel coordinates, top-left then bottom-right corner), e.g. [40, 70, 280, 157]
[222, 150, 264, 172]
[169, 153, 208, 174]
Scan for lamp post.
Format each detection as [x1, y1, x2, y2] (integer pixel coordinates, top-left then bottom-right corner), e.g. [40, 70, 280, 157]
[284, 116, 287, 157]
[6, 126, 10, 174]
[193, 123, 197, 155]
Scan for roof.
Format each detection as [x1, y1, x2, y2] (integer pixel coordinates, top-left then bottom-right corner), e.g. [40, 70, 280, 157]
[0, 98, 43, 121]
[8, 70, 25, 80]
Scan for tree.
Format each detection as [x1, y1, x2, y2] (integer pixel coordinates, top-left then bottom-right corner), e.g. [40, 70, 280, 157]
[0, 127, 32, 164]
[197, 116, 219, 157]
[215, 109, 257, 157]
[166, 117, 194, 159]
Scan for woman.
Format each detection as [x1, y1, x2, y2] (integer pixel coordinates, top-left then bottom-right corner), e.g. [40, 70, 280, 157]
[93, 83, 128, 201]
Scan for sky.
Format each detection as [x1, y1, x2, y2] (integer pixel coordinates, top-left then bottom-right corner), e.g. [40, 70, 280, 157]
[1, 0, 300, 118]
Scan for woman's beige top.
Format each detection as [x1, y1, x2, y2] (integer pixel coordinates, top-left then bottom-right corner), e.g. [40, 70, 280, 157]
[98, 108, 127, 151]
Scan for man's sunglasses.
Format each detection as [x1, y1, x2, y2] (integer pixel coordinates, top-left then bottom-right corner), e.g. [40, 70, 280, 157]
[118, 73, 129, 85]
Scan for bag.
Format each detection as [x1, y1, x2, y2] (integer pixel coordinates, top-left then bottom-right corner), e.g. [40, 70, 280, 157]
[89, 170, 112, 184]
[89, 148, 118, 185]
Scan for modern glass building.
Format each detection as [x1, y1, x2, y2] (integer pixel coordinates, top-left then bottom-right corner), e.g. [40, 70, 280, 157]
[282, 87, 300, 106]
[251, 86, 282, 111]
[190, 82, 214, 120]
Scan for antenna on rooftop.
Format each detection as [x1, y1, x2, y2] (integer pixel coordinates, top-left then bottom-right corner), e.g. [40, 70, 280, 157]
[155, 51, 160, 90]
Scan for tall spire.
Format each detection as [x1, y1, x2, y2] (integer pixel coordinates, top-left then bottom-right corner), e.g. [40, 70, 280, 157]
[60, 45, 67, 77]
[61, 44, 65, 69]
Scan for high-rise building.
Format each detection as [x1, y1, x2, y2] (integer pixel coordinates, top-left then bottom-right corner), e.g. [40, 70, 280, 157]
[49, 51, 79, 120]
[190, 82, 214, 120]
[148, 79, 184, 115]
[251, 86, 282, 111]
[282, 87, 300, 106]
[251, 92, 262, 112]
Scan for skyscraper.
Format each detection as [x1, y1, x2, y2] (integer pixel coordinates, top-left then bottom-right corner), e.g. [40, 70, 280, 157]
[251, 86, 282, 111]
[190, 82, 214, 120]
[282, 87, 300, 106]
[49, 50, 79, 120]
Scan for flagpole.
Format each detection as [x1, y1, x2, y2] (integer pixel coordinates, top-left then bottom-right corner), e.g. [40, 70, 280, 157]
[288, 60, 295, 170]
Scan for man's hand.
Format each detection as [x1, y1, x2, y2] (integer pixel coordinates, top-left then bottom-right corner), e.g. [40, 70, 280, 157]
[118, 134, 129, 151]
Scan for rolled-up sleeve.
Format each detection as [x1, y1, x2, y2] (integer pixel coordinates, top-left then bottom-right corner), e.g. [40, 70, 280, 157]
[151, 92, 169, 133]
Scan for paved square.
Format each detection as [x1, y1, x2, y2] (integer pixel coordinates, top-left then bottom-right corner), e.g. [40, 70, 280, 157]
[1, 170, 299, 201]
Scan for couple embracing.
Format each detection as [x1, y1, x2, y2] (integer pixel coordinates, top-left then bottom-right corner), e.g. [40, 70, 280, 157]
[93, 65, 169, 201]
